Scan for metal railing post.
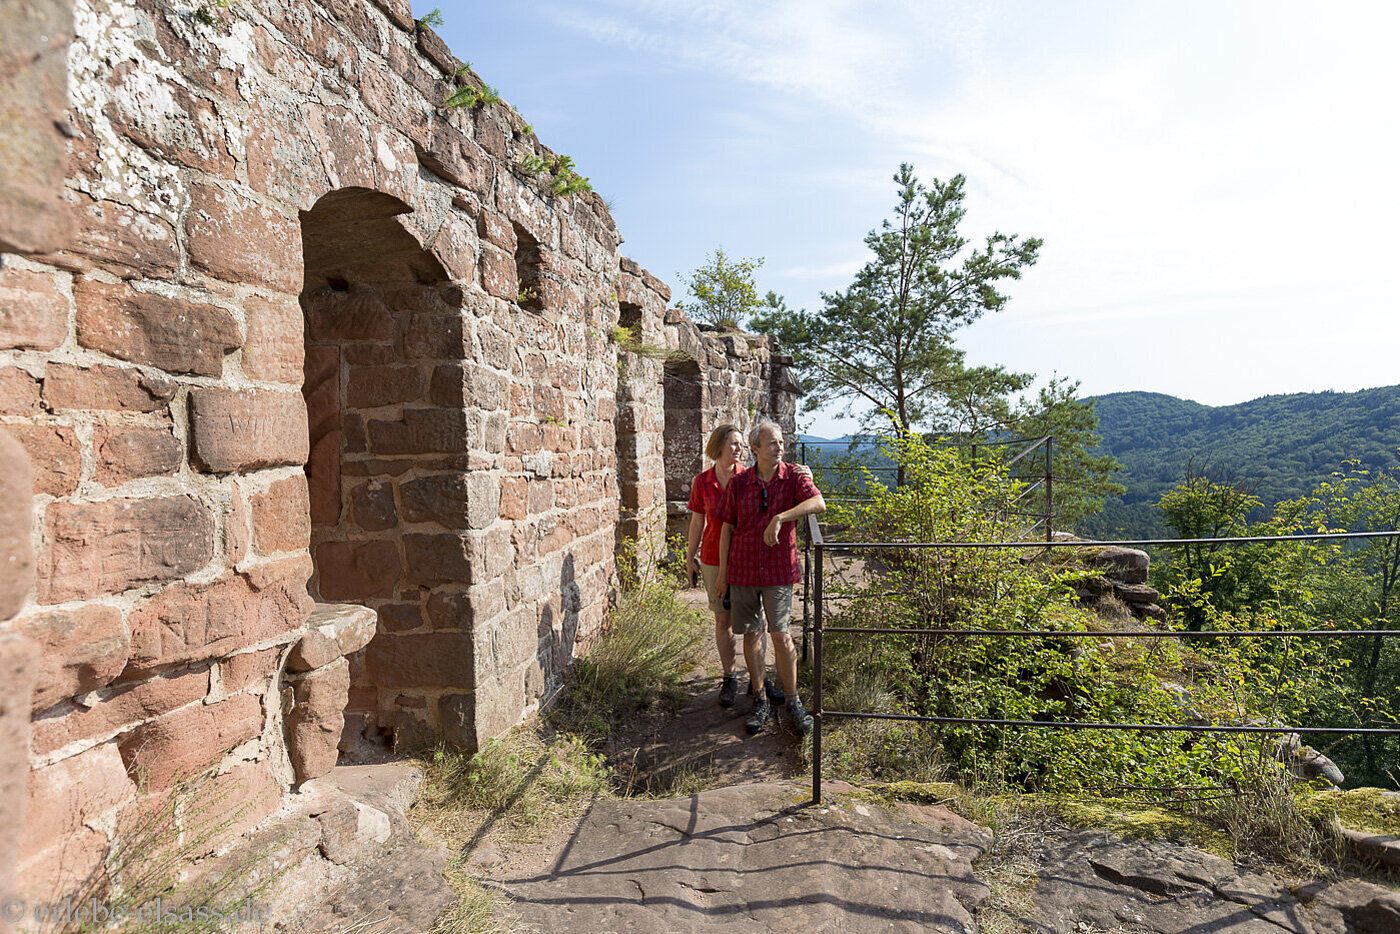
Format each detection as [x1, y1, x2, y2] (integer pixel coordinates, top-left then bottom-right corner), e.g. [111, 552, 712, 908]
[812, 529, 824, 804]
[802, 515, 811, 664]
[1044, 436, 1054, 542]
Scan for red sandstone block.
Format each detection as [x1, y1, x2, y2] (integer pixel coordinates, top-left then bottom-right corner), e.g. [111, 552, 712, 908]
[366, 408, 467, 455]
[186, 183, 302, 292]
[433, 209, 478, 282]
[477, 211, 516, 252]
[365, 631, 474, 689]
[405, 314, 470, 362]
[349, 479, 398, 532]
[227, 481, 250, 565]
[242, 293, 304, 384]
[346, 365, 422, 408]
[42, 362, 177, 412]
[399, 473, 469, 528]
[403, 533, 470, 587]
[0, 367, 40, 414]
[29, 665, 210, 757]
[314, 540, 401, 601]
[38, 495, 215, 603]
[189, 387, 310, 473]
[119, 691, 263, 790]
[126, 556, 312, 674]
[507, 421, 543, 454]
[74, 278, 240, 377]
[369, 0, 413, 30]
[0, 265, 67, 351]
[17, 604, 128, 711]
[303, 287, 395, 343]
[480, 246, 516, 301]
[18, 742, 135, 900]
[286, 656, 350, 782]
[94, 425, 183, 485]
[64, 192, 183, 279]
[220, 646, 281, 693]
[418, 119, 486, 192]
[499, 476, 527, 520]
[7, 423, 80, 497]
[250, 474, 311, 554]
[307, 428, 342, 526]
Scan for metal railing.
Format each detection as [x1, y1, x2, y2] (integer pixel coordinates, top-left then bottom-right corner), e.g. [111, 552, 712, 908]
[803, 515, 1400, 803]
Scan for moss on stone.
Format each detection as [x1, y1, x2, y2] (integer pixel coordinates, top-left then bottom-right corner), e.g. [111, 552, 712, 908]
[1309, 787, 1400, 836]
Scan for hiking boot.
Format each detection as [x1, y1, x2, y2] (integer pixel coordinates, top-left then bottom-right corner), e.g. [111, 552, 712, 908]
[746, 699, 772, 734]
[718, 673, 739, 708]
[764, 677, 786, 705]
[787, 697, 813, 735]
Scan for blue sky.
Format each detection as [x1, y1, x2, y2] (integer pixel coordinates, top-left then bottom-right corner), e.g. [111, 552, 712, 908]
[420, 2, 1400, 437]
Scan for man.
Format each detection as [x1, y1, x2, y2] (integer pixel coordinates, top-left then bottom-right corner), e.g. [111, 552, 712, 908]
[715, 418, 826, 734]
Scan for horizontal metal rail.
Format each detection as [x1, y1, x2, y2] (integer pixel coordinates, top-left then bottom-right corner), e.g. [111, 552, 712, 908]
[821, 711, 1400, 736]
[821, 626, 1400, 638]
[818, 530, 1400, 549]
[807, 512, 1400, 803]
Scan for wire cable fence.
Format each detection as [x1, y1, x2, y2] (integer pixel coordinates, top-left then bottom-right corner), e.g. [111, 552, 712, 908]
[801, 514, 1400, 804]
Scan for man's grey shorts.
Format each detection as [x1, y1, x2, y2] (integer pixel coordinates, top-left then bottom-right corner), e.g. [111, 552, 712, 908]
[729, 585, 793, 635]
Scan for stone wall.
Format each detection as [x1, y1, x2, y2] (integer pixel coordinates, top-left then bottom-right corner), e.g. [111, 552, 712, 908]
[661, 314, 802, 542]
[0, 0, 800, 908]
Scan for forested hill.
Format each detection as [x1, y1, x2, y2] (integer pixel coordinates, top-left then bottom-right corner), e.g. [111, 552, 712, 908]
[1080, 386, 1400, 538]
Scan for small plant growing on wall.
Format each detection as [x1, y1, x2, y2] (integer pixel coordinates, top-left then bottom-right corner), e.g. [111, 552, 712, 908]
[444, 84, 502, 110]
[416, 8, 444, 29]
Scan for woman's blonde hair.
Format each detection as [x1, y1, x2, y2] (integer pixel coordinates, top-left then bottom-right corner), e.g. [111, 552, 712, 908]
[704, 423, 743, 461]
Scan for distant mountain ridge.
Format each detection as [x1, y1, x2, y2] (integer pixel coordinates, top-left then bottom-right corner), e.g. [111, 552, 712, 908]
[1082, 386, 1400, 538]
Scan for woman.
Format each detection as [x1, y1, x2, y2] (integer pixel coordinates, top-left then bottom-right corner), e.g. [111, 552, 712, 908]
[686, 423, 793, 708]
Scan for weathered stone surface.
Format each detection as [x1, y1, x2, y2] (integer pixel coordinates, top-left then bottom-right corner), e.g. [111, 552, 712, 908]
[220, 646, 281, 693]
[350, 479, 398, 531]
[367, 408, 467, 455]
[39, 496, 215, 603]
[94, 425, 183, 485]
[1083, 545, 1151, 584]
[494, 781, 990, 932]
[1114, 581, 1162, 604]
[0, 266, 67, 351]
[17, 605, 129, 711]
[242, 293, 304, 384]
[118, 691, 263, 790]
[287, 630, 340, 673]
[63, 194, 180, 278]
[286, 657, 350, 782]
[29, 665, 210, 757]
[0, 367, 41, 415]
[0, 431, 34, 619]
[186, 183, 302, 292]
[0, 634, 39, 910]
[399, 473, 469, 528]
[315, 540, 401, 601]
[365, 632, 474, 689]
[250, 474, 312, 554]
[7, 423, 80, 497]
[74, 278, 240, 376]
[125, 555, 312, 674]
[347, 365, 422, 408]
[0, 0, 71, 254]
[403, 533, 470, 586]
[18, 743, 134, 902]
[189, 387, 310, 472]
[43, 363, 177, 412]
[304, 287, 395, 343]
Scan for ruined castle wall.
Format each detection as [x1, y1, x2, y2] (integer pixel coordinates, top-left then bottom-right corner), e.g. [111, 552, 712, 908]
[0, 0, 801, 906]
[661, 315, 803, 542]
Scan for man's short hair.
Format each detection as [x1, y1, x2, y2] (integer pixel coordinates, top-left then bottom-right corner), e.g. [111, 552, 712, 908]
[748, 418, 782, 449]
[704, 423, 742, 461]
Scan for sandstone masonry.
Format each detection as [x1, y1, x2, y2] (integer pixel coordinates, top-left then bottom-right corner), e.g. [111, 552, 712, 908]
[0, 0, 801, 909]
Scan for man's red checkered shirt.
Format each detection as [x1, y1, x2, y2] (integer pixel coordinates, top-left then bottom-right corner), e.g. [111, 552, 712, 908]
[716, 461, 820, 587]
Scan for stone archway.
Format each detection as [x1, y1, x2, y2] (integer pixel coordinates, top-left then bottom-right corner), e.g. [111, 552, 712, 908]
[298, 187, 476, 754]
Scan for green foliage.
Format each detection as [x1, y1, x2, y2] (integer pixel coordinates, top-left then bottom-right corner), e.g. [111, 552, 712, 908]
[1083, 386, 1400, 539]
[1010, 376, 1124, 527]
[750, 165, 1041, 440]
[444, 83, 501, 110]
[822, 436, 1352, 840]
[677, 248, 782, 331]
[517, 153, 592, 197]
[416, 8, 444, 29]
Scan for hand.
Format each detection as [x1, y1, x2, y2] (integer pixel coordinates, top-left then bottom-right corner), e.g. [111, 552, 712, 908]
[764, 514, 783, 546]
[686, 553, 699, 583]
[794, 463, 812, 479]
[715, 571, 727, 595]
